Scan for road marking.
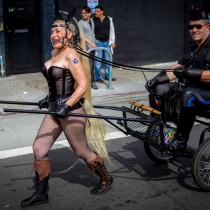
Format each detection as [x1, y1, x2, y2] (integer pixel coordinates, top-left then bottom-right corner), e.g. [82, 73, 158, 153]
[0, 131, 128, 159]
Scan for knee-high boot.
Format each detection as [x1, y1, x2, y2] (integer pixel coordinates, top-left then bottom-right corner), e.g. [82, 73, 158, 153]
[166, 106, 197, 151]
[21, 158, 51, 208]
[86, 154, 113, 195]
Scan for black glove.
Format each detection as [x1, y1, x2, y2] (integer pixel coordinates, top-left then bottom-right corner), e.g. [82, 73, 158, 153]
[173, 67, 202, 81]
[145, 70, 170, 91]
[38, 96, 49, 109]
[55, 103, 71, 118]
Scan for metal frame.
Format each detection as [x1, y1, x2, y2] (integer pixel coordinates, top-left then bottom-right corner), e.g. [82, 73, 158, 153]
[2, 99, 210, 157]
[87, 47, 113, 90]
[0, 47, 5, 77]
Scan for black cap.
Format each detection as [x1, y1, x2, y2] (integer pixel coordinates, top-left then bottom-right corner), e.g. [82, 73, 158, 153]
[189, 7, 208, 21]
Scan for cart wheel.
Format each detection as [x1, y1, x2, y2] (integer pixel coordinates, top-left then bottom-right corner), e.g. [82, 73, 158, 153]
[191, 137, 210, 191]
[144, 142, 175, 164]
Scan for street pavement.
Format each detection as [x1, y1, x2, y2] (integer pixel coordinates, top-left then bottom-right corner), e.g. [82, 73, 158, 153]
[1, 126, 210, 210]
[1, 62, 210, 209]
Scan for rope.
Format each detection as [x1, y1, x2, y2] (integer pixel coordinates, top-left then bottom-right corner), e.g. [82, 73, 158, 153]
[52, 158, 79, 175]
[71, 42, 173, 72]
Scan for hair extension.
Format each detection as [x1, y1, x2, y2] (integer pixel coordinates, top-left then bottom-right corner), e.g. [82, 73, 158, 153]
[81, 99, 110, 162]
[74, 19, 109, 162]
[71, 18, 92, 103]
[54, 18, 109, 162]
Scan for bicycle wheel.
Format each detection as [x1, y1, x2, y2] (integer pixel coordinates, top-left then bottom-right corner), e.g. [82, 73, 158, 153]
[191, 137, 210, 191]
[144, 142, 175, 164]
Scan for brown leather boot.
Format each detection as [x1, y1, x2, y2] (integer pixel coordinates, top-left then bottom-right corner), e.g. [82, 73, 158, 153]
[86, 154, 113, 195]
[21, 158, 51, 208]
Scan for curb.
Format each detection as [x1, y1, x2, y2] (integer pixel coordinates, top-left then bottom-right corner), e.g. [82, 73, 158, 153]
[92, 89, 148, 105]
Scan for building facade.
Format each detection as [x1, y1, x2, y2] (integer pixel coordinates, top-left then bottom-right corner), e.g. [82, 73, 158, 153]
[0, 0, 209, 76]
[1, 0, 54, 76]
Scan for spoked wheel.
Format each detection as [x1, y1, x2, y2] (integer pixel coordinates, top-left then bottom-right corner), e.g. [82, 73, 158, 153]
[191, 137, 210, 191]
[144, 142, 175, 164]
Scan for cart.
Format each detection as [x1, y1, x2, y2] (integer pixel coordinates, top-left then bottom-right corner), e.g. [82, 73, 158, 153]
[2, 99, 210, 191]
[95, 101, 210, 192]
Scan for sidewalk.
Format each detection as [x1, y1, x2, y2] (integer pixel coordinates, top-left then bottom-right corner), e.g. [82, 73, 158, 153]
[0, 62, 176, 114]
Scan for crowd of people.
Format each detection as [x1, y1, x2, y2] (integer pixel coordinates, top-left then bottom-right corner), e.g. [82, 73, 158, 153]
[78, 5, 116, 89]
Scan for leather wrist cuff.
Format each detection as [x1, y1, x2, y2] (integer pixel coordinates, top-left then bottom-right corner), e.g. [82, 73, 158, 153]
[63, 103, 71, 109]
[66, 102, 82, 110]
[187, 69, 203, 81]
[156, 70, 170, 85]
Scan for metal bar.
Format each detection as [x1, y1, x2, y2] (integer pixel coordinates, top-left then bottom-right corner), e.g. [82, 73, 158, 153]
[93, 105, 124, 111]
[0, 100, 38, 106]
[0, 47, 5, 77]
[0, 101, 124, 109]
[104, 118, 128, 135]
[87, 47, 113, 90]
[195, 119, 210, 127]
[3, 108, 155, 123]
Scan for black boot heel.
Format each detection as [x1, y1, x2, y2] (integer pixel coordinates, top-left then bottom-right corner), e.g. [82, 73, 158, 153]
[86, 154, 113, 195]
[90, 176, 113, 195]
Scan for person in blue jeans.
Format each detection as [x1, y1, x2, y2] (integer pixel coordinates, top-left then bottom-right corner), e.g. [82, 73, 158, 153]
[92, 5, 116, 82]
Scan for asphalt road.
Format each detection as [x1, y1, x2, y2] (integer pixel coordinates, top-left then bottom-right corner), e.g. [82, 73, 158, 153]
[1, 101, 210, 210]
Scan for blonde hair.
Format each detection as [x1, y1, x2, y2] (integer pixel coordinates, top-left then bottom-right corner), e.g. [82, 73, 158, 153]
[73, 18, 92, 103]
[82, 99, 110, 162]
[54, 18, 110, 162]
[75, 19, 110, 162]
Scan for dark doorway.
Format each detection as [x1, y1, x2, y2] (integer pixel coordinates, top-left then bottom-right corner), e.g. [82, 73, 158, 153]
[3, 0, 42, 76]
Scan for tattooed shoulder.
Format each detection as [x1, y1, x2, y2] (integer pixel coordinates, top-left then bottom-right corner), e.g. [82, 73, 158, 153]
[72, 57, 79, 64]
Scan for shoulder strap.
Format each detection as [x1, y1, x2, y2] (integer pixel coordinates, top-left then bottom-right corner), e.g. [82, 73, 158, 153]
[194, 35, 210, 58]
[190, 35, 210, 68]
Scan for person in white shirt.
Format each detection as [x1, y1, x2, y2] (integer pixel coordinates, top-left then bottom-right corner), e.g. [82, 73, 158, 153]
[78, 6, 98, 89]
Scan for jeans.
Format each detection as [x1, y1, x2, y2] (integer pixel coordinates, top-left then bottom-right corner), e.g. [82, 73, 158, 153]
[89, 51, 96, 84]
[94, 40, 111, 80]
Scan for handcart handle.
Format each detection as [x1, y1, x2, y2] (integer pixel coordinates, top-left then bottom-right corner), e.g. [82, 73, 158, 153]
[128, 101, 161, 115]
[0, 100, 38, 106]
[3, 108, 154, 123]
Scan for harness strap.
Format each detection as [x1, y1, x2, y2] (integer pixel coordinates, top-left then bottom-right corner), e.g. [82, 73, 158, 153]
[191, 35, 210, 68]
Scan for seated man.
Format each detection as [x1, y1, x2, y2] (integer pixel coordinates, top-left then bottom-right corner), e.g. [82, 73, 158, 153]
[146, 8, 210, 152]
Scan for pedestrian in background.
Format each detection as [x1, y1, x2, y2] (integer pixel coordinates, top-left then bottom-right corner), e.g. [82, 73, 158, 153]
[92, 5, 116, 82]
[78, 6, 98, 90]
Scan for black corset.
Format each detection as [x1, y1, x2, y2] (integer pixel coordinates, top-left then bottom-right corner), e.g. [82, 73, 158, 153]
[42, 65, 75, 102]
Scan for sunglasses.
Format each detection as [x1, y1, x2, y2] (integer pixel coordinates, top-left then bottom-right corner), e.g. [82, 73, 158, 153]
[188, 24, 207, 30]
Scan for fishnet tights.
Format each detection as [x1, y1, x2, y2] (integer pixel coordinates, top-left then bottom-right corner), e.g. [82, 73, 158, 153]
[33, 107, 94, 161]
